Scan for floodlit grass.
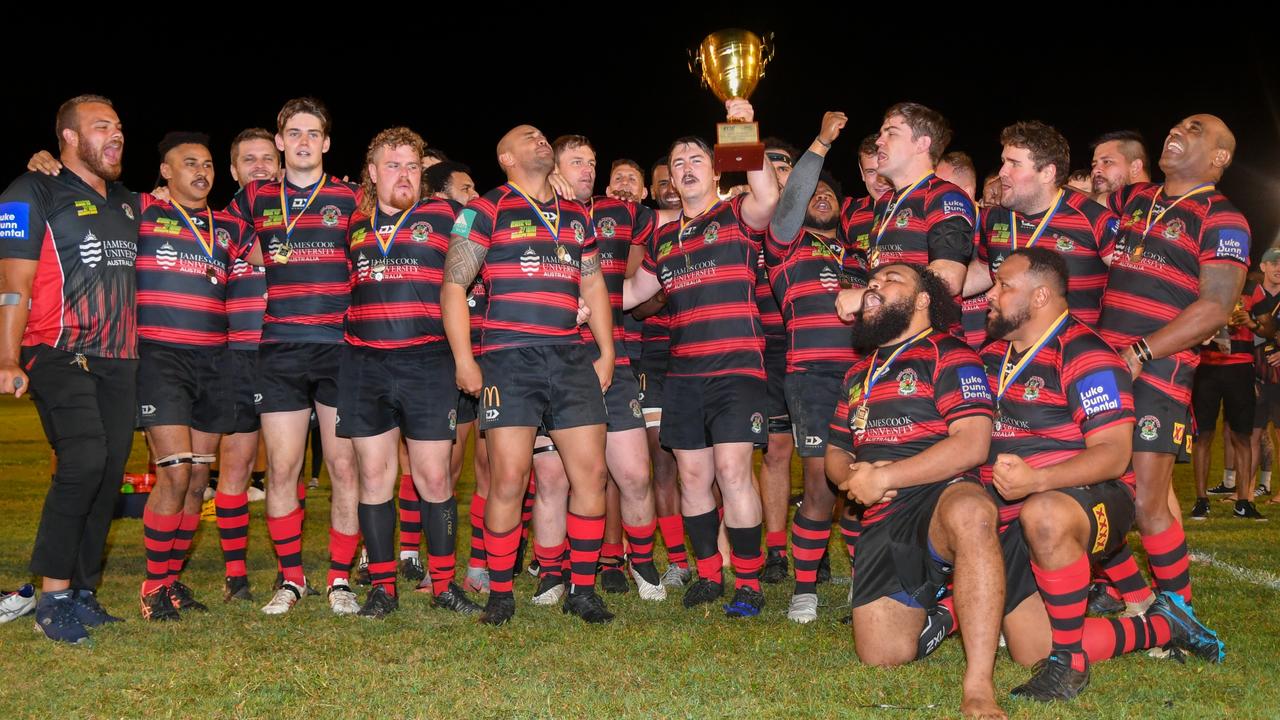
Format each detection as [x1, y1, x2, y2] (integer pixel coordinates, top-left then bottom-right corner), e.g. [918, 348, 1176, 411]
[1, 395, 1278, 719]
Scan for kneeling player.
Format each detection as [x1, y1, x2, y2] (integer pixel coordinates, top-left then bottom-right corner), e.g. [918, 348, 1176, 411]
[828, 264, 1006, 720]
[340, 128, 482, 618]
[983, 249, 1223, 701]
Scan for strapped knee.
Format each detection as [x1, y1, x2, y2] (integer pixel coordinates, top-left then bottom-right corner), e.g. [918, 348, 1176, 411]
[191, 453, 217, 465]
[155, 452, 194, 468]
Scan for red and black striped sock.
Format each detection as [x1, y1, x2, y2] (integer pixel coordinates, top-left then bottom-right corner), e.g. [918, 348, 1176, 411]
[485, 524, 520, 594]
[765, 530, 787, 556]
[1142, 524, 1191, 603]
[358, 500, 398, 596]
[726, 524, 763, 591]
[1032, 554, 1091, 672]
[167, 512, 200, 583]
[267, 506, 306, 587]
[398, 474, 421, 556]
[214, 490, 250, 578]
[468, 494, 487, 569]
[791, 512, 830, 595]
[534, 542, 564, 579]
[685, 509, 723, 584]
[600, 541, 625, 566]
[425, 498, 458, 596]
[326, 528, 360, 588]
[623, 519, 658, 568]
[839, 513, 862, 581]
[1081, 613, 1172, 662]
[656, 514, 688, 568]
[567, 512, 605, 594]
[142, 508, 180, 596]
[1101, 543, 1154, 604]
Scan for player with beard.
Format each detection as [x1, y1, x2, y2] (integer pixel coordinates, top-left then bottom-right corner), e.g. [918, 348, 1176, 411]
[443, 124, 616, 625]
[551, 135, 665, 600]
[983, 248, 1222, 701]
[226, 98, 363, 616]
[133, 132, 254, 620]
[1097, 114, 1248, 635]
[623, 99, 780, 618]
[214, 128, 278, 602]
[1090, 130, 1151, 209]
[1, 95, 137, 643]
[829, 263, 1005, 720]
[762, 111, 868, 622]
[427, 161, 493, 592]
[339, 128, 482, 619]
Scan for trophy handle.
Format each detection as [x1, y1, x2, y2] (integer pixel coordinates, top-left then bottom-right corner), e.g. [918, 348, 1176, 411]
[759, 32, 775, 78]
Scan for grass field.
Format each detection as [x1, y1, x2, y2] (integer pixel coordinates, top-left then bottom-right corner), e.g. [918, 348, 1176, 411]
[1, 394, 1278, 719]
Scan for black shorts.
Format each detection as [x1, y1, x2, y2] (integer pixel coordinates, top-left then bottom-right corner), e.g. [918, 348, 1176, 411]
[636, 349, 668, 418]
[604, 367, 646, 432]
[256, 342, 342, 413]
[336, 344, 458, 441]
[457, 392, 479, 426]
[478, 344, 607, 432]
[135, 341, 233, 434]
[1133, 372, 1193, 461]
[997, 519, 1041, 616]
[1054, 480, 1136, 560]
[1192, 362, 1256, 437]
[763, 335, 789, 423]
[227, 349, 261, 434]
[850, 479, 975, 610]
[1256, 382, 1280, 430]
[785, 369, 844, 458]
[659, 374, 768, 450]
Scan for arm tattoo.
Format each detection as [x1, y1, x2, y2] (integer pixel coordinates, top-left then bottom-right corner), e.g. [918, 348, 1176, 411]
[445, 236, 487, 286]
[581, 253, 601, 278]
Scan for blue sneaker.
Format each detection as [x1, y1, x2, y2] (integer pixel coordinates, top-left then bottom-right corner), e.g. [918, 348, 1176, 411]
[33, 592, 89, 644]
[1149, 591, 1225, 663]
[73, 588, 123, 626]
[723, 586, 765, 618]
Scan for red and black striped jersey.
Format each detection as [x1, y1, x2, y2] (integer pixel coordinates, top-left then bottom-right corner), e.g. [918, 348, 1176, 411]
[1098, 182, 1251, 399]
[867, 175, 974, 270]
[980, 191, 1118, 328]
[1251, 284, 1280, 383]
[837, 194, 878, 255]
[639, 306, 670, 366]
[456, 184, 596, 353]
[465, 276, 487, 356]
[0, 171, 139, 359]
[755, 251, 784, 340]
[135, 194, 250, 349]
[344, 199, 456, 349]
[1200, 292, 1255, 366]
[828, 331, 994, 525]
[582, 196, 654, 366]
[764, 227, 867, 373]
[225, 254, 266, 350]
[227, 175, 358, 345]
[979, 317, 1136, 528]
[641, 195, 766, 379]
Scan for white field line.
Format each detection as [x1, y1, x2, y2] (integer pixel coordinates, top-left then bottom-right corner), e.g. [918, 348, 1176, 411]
[1189, 551, 1280, 591]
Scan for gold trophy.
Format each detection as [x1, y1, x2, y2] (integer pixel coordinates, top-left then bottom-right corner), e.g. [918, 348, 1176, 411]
[689, 29, 774, 172]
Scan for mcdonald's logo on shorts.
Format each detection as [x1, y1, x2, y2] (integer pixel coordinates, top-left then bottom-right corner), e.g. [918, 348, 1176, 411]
[482, 386, 501, 421]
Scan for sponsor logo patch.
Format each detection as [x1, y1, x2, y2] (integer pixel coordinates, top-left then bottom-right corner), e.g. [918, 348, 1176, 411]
[1078, 371, 1121, 417]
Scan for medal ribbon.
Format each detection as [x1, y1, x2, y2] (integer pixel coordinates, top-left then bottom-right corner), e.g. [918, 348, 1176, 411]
[1010, 189, 1065, 250]
[279, 176, 328, 241]
[170, 202, 216, 259]
[371, 203, 418, 257]
[997, 310, 1070, 405]
[860, 327, 933, 405]
[506, 182, 561, 239]
[1139, 183, 1215, 243]
[872, 173, 933, 249]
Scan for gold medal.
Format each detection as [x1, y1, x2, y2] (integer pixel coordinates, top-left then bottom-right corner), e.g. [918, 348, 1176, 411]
[556, 244, 569, 262]
[868, 248, 880, 268]
[273, 243, 293, 265]
[1128, 241, 1143, 263]
[852, 404, 869, 433]
[206, 267, 218, 285]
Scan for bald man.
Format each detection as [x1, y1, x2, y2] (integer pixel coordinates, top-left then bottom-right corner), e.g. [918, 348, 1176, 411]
[1094, 114, 1247, 648]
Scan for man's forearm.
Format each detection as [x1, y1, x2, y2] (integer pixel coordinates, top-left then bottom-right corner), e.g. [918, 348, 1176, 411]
[441, 284, 476, 366]
[880, 419, 991, 490]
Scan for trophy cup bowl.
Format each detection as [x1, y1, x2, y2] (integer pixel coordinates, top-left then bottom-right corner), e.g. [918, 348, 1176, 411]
[689, 29, 774, 172]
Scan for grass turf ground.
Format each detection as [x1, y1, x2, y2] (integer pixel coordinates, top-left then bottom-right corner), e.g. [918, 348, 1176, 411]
[1, 394, 1278, 719]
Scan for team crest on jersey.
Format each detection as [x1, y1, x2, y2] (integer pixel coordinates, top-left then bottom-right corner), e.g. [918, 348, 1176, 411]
[155, 242, 177, 269]
[704, 221, 720, 244]
[121, 203, 134, 220]
[1163, 218, 1185, 241]
[571, 220, 586, 244]
[520, 246, 541, 276]
[1054, 234, 1074, 252]
[1138, 415, 1160, 441]
[216, 228, 232, 249]
[897, 368, 918, 396]
[894, 209, 912, 228]
[448, 409, 457, 431]
[321, 205, 342, 227]
[598, 217, 617, 238]
[750, 412, 764, 434]
[630, 399, 643, 419]
[411, 222, 431, 242]
[657, 240, 674, 260]
[1023, 376, 1045, 401]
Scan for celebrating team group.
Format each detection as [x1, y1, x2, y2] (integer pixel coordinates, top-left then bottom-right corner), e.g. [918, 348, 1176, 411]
[0, 91, 1254, 718]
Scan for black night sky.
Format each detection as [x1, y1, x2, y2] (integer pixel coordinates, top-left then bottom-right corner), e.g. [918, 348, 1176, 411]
[7, 14, 1280, 255]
